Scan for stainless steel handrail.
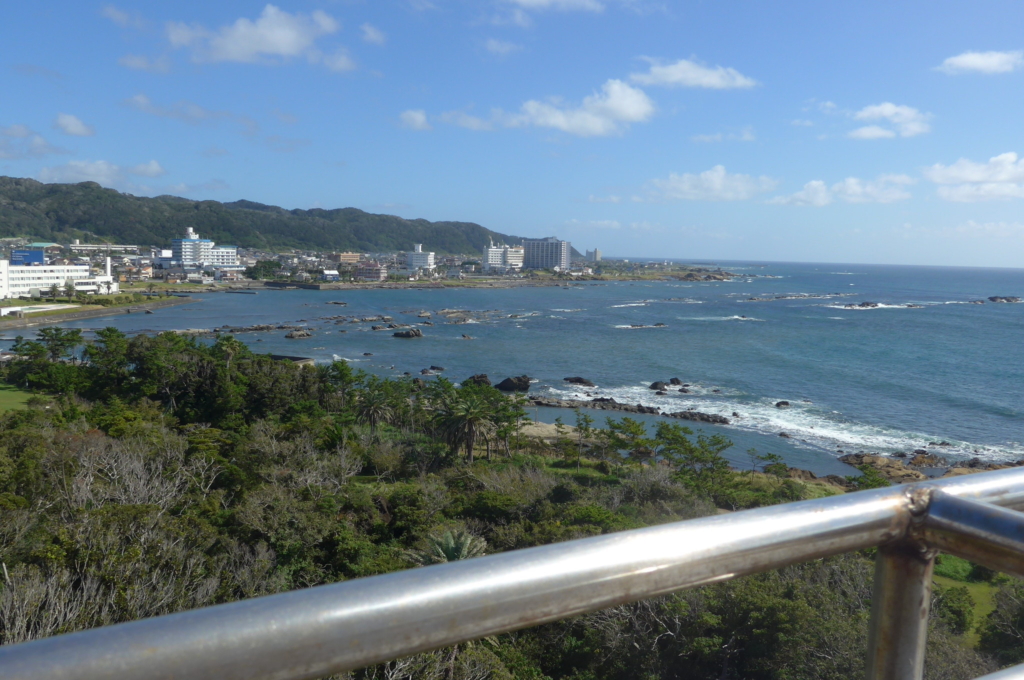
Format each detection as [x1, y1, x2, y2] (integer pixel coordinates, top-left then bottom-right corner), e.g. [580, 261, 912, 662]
[5, 466, 1024, 680]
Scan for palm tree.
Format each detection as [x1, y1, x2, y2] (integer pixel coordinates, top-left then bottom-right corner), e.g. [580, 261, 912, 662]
[406, 530, 487, 566]
[48, 283, 60, 301]
[64, 281, 76, 302]
[146, 282, 157, 297]
[356, 384, 393, 434]
[436, 392, 493, 464]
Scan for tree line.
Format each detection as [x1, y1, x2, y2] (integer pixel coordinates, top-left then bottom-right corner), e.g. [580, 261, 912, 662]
[0, 327, 1021, 679]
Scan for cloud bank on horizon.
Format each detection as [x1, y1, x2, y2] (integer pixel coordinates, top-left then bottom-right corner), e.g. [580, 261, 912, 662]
[1, 0, 1023, 267]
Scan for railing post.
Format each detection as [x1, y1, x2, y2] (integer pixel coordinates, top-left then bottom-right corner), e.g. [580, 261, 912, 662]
[865, 543, 936, 680]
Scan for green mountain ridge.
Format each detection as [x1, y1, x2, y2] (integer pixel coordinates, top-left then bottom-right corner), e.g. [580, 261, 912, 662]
[0, 176, 525, 255]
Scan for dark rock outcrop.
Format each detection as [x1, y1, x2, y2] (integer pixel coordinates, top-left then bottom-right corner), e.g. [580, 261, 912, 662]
[669, 378, 682, 385]
[496, 375, 532, 392]
[393, 328, 423, 338]
[649, 381, 669, 391]
[775, 401, 790, 408]
[989, 296, 1022, 303]
[285, 329, 312, 339]
[463, 374, 491, 387]
[564, 377, 596, 387]
[665, 411, 729, 425]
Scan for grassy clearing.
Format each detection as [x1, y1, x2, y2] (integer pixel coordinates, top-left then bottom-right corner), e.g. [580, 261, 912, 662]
[0, 384, 32, 410]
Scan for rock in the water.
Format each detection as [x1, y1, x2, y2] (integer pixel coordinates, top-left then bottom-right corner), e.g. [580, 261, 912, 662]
[461, 334, 472, 339]
[564, 376, 596, 387]
[666, 411, 730, 425]
[839, 453, 926, 483]
[649, 381, 669, 391]
[393, 328, 423, 338]
[496, 375, 532, 392]
[669, 378, 682, 385]
[775, 401, 790, 408]
[656, 390, 667, 395]
[463, 374, 491, 387]
[363, 352, 373, 356]
[285, 329, 312, 339]
[430, 365, 445, 372]
[779, 432, 791, 438]
[989, 296, 1022, 303]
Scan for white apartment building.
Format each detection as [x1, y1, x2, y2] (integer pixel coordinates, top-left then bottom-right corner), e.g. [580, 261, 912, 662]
[162, 228, 239, 270]
[523, 237, 570, 271]
[0, 257, 120, 299]
[482, 243, 525, 273]
[406, 244, 435, 272]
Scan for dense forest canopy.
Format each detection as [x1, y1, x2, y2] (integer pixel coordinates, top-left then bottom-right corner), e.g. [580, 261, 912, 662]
[0, 177, 522, 254]
[0, 328, 1019, 679]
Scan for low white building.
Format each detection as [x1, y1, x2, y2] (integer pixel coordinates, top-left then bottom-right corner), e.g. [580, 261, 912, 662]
[482, 243, 524, 273]
[406, 244, 435, 273]
[0, 257, 120, 299]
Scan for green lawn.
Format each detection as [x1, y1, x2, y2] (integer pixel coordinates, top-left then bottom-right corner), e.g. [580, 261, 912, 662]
[0, 383, 32, 410]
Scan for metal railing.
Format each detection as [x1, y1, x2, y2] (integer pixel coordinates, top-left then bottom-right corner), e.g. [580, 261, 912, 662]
[5, 466, 1024, 680]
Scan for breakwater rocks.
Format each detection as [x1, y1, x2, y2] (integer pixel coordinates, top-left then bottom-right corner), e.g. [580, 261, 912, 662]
[529, 396, 729, 424]
[989, 296, 1022, 303]
[839, 452, 1024, 483]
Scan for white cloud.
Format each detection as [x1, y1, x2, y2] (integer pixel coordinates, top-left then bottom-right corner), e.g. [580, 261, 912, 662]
[850, 102, 931, 138]
[769, 180, 832, 206]
[924, 152, 1024, 202]
[791, 119, 814, 127]
[2, 124, 32, 139]
[130, 160, 166, 177]
[399, 109, 432, 130]
[847, 125, 896, 140]
[53, 113, 95, 137]
[124, 94, 259, 134]
[118, 54, 170, 73]
[588, 194, 622, 203]
[439, 110, 493, 131]
[648, 165, 777, 201]
[833, 175, 914, 203]
[486, 38, 522, 56]
[937, 50, 1024, 75]
[630, 57, 756, 89]
[0, 126, 68, 159]
[167, 4, 343, 69]
[566, 218, 621, 229]
[505, 0, 604, 11]
[101, 4, 145, 29]
[509, 79, 654, 137]
[770, 175, 913, 206]
[361, 23, 386, 45]
[318, 49, 356, 72]
[692, 126, 755, 143]
[37, 159, 170, 186]
[38, 160, 125, 186]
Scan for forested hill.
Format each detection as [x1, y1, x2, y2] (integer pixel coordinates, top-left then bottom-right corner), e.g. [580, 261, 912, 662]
[0, 176, 522, 254]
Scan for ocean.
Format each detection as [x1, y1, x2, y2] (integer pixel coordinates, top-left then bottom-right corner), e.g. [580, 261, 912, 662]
[10, 261, 1023, 476]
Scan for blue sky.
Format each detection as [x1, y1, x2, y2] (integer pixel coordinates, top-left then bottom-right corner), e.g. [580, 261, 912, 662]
[3, 1, 1024, 266]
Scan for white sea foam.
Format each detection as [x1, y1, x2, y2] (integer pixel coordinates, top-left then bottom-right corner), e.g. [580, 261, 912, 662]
[550, 308, 583, 312]
[610, 302, 649, 308]
[679, 315, 765, 322]
[540, 383, 1024, 462]
[823, 303, 917, 311]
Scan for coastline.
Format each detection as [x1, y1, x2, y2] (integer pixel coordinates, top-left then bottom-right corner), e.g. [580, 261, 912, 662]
[0, 296, 197, 331]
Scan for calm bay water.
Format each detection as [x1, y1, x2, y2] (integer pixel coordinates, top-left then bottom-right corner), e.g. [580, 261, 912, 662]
[13, 261, 1023, 475]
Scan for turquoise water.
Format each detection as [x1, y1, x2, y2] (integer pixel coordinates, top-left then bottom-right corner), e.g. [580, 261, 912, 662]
[13, 261, 1023, 474]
